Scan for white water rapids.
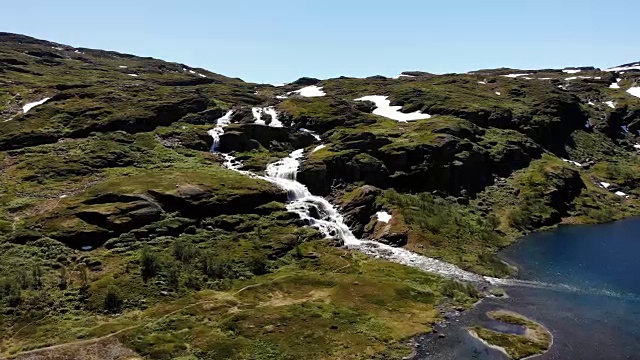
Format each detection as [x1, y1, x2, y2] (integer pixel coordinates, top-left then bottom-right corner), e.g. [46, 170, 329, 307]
[206, 113, 634, 298]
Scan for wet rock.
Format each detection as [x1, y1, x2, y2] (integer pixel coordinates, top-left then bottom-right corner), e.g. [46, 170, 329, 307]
[337, 185, 381, 237]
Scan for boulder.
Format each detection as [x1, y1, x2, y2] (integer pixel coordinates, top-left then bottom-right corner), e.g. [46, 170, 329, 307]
[337, 186, 382, 237]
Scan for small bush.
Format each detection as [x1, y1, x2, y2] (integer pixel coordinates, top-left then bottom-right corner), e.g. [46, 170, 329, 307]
[172, 239, 198, 263]
[201, 254, 235, 279]
[104, 285, 122, 313]
[141, 247, 161, 281]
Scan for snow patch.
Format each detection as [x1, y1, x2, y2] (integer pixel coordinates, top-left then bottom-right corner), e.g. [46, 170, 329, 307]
[22, 97, 51, 114]
[605, 101, 616, 109]
[495, 91, 501, 96]
[502, 73, 531, 78]
[600, 182, 611, 189]
[634, 144, 640, 150]
[354, 95, 432, 122]
[606, 65, 640, 72]
[197, 73, 207, 78]
[478, 81, 487, 84]
[610, 79, 621, 89]
[562, 69, 582, 74]
[118, 65, 128, 68]
[128, 74, 139, 77]
[312, 144, 326, 153]
[276, 95, 288, 100]
[615, 191, 629, 198]
[561, 158, 582, 167]
[290, 85, 326, 97]
[627, 87, 640, 99]
[376, 211, 392, 223]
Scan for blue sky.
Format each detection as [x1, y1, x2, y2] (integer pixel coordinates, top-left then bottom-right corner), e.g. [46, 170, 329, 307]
[2, 0, 639, 84]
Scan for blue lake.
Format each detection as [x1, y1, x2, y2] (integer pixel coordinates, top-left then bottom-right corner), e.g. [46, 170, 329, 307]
[415, 217, 640, 360]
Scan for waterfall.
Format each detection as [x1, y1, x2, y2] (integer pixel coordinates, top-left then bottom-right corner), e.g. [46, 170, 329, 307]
[205, 117, 607, 290]
[207, 110, 233, 152]
[252, 147, 487, 282]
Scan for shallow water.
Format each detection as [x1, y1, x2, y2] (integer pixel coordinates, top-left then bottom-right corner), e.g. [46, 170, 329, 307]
[415, 218, 640, 360]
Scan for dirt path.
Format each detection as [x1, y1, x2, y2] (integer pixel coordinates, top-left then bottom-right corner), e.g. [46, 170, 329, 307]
[5, 275, 295, 359]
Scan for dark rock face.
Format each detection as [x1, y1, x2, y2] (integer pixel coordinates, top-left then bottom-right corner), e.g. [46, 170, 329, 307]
[219, 124, 316, 153]
[292, 77, 320, 86]
[337, 186, 382, 237]
[181, 108, 225, 125]
[148, 184, 286, 219]
[299, 134, 496, 197]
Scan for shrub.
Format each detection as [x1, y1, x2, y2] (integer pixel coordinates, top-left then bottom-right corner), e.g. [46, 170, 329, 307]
[248, 255, 269, 276]
[172, 239, 198, 263]
[104, 285, 122, 313]
[201, 253, 235, 279]
[141, 247, 161, 281]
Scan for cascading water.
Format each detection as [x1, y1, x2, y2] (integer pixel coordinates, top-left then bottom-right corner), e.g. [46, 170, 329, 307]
[206, 113, 607, 292]
[253, 146, 487, 282]
[207, 110, 233, 152]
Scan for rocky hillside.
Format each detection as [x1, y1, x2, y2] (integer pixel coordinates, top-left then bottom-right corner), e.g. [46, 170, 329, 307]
[1, 33, 639, 359]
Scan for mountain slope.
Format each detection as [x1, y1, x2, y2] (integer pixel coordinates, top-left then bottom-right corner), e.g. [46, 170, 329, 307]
[1, 32, 640, 359]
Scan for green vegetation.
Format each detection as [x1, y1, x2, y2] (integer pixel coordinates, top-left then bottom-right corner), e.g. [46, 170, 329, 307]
[1, 32, 640, 359]
[471, 310, 552, 359]
[379, 190, 512, 276]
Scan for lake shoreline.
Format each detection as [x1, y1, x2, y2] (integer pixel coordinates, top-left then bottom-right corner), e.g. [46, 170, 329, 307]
[412, 217, 640, 359]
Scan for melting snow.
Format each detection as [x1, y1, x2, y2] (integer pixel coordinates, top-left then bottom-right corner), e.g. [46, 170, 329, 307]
[600, 182, 611, 189]
[563, 69, 582, 74]
[566, 76, 595, 81]
[276, 95, 288, 100]
[615, 191, 628, 198]
[128, 74, 139, 77]
[22, 97, 51, 114]
[561, 158, 582, 167]
[354, 95, 432, 122]
[610, 79, 621, 89]
[605, 101, 616, 109]
[627, 87, 640, 99]
[252, 107, 282, 127]
[290, 85, 326, 97]
[197, 73, 207, 78]
[376, 211, 392, 223]
[502, 73, 531, 78]
[312, 144, 326, 153]
[606, 65, 640, 72]
[189, 70, 196, 74]
[119, 65, 128, 68]
[537, 77, 553, 80]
